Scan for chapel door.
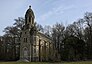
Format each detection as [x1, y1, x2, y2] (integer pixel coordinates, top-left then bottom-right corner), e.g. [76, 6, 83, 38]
[23, 48, 28, 60]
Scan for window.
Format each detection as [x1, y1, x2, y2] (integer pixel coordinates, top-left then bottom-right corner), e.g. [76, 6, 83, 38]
[24, 38, 27, 42]
[24, 38, 25, 42]
[29, 17, 31, 22]
[25, 32, 26, 34]
[31, 18, 33, 24]
[26, 38, 27, 42]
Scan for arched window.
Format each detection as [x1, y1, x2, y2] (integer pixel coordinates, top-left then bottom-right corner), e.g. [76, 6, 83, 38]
[31, 18, 33, 24]
[29, 16, 31, 22]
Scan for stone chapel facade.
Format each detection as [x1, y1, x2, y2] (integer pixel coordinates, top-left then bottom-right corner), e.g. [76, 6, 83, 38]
[20, 6, 59, 62]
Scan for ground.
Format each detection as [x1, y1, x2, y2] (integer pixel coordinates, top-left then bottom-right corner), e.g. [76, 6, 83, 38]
[0, 61, 92, 64]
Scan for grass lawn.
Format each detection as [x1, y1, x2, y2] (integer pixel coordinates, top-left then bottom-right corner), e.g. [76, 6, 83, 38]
[0, 61, 92, 64]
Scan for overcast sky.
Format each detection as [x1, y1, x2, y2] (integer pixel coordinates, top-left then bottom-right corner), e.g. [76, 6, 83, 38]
[0, 0, 92, 35]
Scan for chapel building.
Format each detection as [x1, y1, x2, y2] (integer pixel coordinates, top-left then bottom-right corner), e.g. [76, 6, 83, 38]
[20, 6, 59, 62]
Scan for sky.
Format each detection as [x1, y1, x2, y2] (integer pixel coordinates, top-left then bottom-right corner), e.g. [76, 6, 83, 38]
[0, 0, 92, 35]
